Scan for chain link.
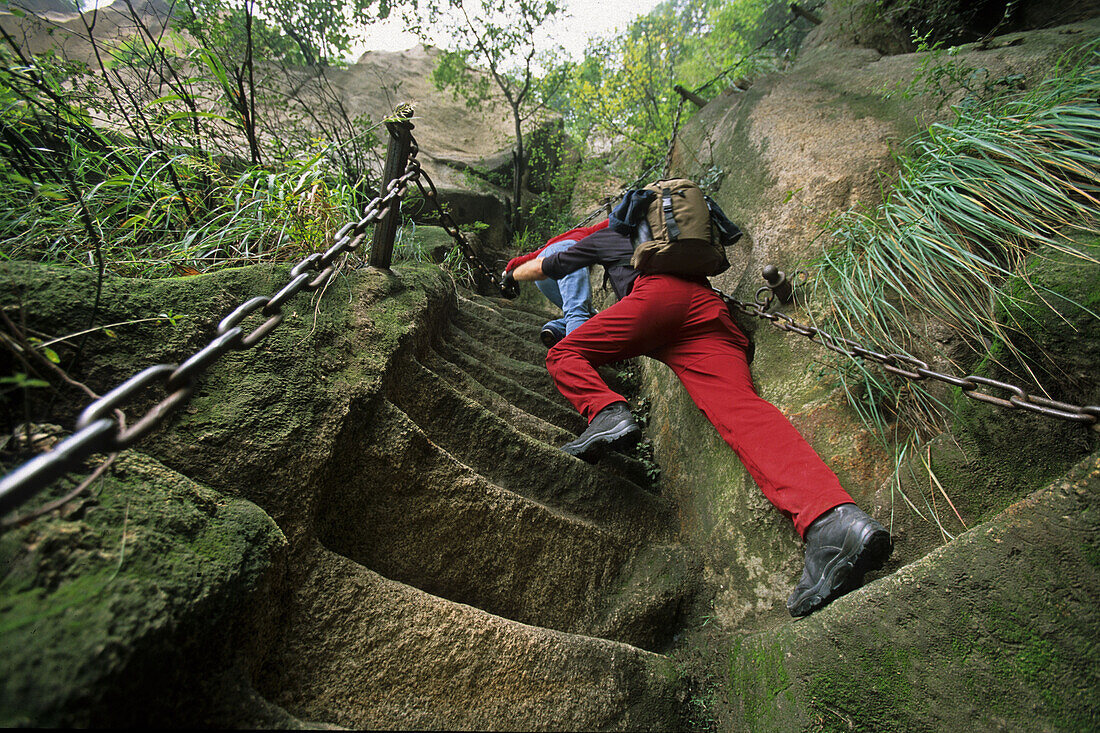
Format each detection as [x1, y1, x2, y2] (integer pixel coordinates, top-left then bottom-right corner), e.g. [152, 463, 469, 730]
[0, 144, 425, 517]
[716, 286, 1100, 432]
[406, 136, 504, 291]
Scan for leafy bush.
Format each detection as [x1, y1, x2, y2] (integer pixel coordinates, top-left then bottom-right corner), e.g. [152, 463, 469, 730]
[0, 26, 381, 278]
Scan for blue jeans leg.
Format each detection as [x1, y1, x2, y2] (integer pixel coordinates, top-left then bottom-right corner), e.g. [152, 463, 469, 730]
[535, 240, 594, 336]
[536, 278, 567, 338]
[556, 268, 594, 334]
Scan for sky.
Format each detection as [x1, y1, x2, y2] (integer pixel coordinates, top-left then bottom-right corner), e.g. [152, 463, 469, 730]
[76, 0, 666, 63]
[354, 0, 664, 60]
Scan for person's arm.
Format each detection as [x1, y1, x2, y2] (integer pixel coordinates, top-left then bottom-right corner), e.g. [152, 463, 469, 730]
[499, 254, 546, 298]
[505, 228, 612, 287]
[511, 257, 546, 282]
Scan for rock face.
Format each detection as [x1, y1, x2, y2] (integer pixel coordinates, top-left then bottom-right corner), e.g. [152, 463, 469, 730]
[325, 44, 523, 252]
[661, 6, 1100, 622]
[647, 5, 1100, 729]
[726, 448, 1100, 730]
[0, 261, 696, 729]
[0, 450, 286, 727]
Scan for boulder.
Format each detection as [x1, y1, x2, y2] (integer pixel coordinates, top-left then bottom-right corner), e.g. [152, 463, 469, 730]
[724, 448, 1100, 731]
[0, 451, 288, 727]
[662, 11, 1100, 632]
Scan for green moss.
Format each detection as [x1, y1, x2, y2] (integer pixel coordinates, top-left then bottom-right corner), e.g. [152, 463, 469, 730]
[801, 641, 914, 732]
[910, 240, 1100, 532]
[979, 601, 1087, 730]
[1083, 538, 1100, 571]
[727, 637, 795, 730]
[0, 453, 285, 726]
[811, 79, 923, 137]
[2, 261, 449, 520]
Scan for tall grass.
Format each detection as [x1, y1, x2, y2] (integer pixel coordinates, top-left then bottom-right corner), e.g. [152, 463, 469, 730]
[808, 37, 1100, 438]
[0, 40, 381, 279]
[0, 148, 368, 278]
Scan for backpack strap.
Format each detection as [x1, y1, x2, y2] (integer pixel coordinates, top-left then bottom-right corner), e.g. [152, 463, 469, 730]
[705, 195, 743, 246]
[661, 187, 681, 241]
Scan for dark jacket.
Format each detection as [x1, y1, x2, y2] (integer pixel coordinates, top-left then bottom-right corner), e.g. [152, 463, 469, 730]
[540, 228, 641, 300]
[609, 189, 656, 235]
[541, 227, 712, 301]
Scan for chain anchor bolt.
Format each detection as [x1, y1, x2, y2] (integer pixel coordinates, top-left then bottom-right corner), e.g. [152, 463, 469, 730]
[762, 264, 794, 303]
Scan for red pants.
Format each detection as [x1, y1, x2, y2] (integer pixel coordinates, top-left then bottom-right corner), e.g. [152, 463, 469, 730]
[546, 274, 853, 537]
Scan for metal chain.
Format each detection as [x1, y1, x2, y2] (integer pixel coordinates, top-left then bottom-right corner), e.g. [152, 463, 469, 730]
[569, 158, 668, 231]
[716, 285, 1100, 432]
[664, 97, 686, 178]
[406, 135, 503, 290]
[0, 147, 424, 517]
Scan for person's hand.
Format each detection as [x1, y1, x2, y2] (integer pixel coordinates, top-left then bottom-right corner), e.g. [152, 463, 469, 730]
[500, 270, 519, 299]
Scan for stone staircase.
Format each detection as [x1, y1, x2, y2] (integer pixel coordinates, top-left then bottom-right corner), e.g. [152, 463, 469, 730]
[0, 264, 699, 730]
[251, 286, 701, 729]
[5, 262, 1097, 730]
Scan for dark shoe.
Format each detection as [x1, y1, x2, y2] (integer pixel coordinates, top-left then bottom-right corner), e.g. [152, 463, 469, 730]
[787, 503, 892, 617]
[561, 402, 640, 462]
[540, 327, 564, 348]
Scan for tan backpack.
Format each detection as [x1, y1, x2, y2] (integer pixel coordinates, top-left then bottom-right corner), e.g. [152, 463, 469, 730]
[630, 178, 734, 277]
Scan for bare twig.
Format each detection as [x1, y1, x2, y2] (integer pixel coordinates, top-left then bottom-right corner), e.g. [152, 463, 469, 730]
[0, 453, 118, 530]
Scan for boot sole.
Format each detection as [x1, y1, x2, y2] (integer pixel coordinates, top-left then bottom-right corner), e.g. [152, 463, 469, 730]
[540, 330, 563, 348]
[788, 521, 893, 617]
[562, 419, 641, 463]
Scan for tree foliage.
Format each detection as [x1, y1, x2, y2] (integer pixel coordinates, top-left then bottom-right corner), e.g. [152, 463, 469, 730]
[552, 0, 798, 169]
[182, 0, 392, 66]
[419, 0, 567, 230]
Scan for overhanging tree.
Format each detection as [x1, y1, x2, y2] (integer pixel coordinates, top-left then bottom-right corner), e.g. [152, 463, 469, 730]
[421, 0, 566, 231]
[553, 0, 782, 169]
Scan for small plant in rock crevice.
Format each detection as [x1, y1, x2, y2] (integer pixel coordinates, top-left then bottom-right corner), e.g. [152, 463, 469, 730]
[881, 30, 1025, 111]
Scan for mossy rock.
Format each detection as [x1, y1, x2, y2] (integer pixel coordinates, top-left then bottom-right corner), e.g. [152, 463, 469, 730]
[0, 260, 694, 728]
[894, 240, 1100, 562]
[0, 452, 286, 727]
[0, 260, 452, 533]
[723, 448, 1100, 732]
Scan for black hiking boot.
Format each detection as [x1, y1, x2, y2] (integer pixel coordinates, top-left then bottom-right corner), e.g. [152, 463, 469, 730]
[540, 327, 564, 348]
[561, 402, 640, 463]
[787, 503, 892, 617]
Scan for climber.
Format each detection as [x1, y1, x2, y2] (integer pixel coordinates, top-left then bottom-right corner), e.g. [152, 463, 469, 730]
[502, 215, 892, 618]
[502, 220, 608, 347]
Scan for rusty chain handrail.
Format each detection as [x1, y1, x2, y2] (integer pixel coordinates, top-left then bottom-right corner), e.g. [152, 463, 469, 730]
[0, 144, 423, 517]
[406, 135, 504, 291]
[718, 283, 1100, 432]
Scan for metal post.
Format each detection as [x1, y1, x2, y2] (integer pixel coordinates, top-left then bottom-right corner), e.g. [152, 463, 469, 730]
[790, 3, 822, 25]
[762, 264, 794, 303]
[673, 84, 708, 109]
[369, 112, 414, 269]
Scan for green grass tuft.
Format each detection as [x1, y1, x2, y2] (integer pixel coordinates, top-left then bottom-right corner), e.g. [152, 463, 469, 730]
[803, 37, 1100, 532]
